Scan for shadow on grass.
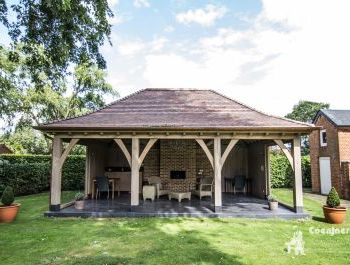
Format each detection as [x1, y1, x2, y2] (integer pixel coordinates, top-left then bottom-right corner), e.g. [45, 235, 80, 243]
[60, 236, 244, 265]
[312, 216, 326, 223]
[50, 218, 245, 265]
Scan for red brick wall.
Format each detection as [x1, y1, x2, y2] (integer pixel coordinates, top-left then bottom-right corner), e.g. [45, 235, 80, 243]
[340, 161, 350, 199]
[159, 140, 197, 192]
[338, 130, 350, 198]
[310, 115, 341, 193]
[143, 145, 160, 180]
[196, 143, 214, 179]
[338, 130, 350, 162]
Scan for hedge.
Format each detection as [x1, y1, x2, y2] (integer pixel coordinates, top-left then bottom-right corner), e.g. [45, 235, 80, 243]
[270, 153, 311, 188]
[0, 154, 85, 196]
[0, 153, 311, 196]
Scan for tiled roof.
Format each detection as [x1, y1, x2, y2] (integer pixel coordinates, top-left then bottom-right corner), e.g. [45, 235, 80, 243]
[36, 88, 314, 131]
[0, 144, 12, 154]
[315, 109, 350, 126]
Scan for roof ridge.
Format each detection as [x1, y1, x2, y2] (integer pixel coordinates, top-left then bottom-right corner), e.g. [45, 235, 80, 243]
[145, 88, 211, 91]
[209, 90, 314, 128]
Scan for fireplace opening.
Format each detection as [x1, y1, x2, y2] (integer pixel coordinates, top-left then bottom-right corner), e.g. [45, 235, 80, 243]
[170, 170, 186, 179]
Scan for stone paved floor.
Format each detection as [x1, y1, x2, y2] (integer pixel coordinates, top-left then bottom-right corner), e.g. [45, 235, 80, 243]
[46, 193, 308, 219]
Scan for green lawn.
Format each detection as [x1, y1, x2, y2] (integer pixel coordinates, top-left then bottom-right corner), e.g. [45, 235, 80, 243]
[1, 190, 350, 265]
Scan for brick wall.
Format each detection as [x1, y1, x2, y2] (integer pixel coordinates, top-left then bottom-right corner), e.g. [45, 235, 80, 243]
[338, 130, 350, 162]
[338, 130, 350, 198]
[109, 139, 249, 193]
[196, 142, 214, 179]
[340, 161, 350, 199]
[310, 115, 342, 194]
[159, 140, 197, 192]
[143, 146, 160, 180]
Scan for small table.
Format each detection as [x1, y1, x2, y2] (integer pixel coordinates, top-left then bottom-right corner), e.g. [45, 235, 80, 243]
[168, 191, 191, 202]
[143, 185, 156, 201]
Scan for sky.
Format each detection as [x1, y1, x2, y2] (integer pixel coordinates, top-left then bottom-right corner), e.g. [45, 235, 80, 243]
[1, 0, 350, 120]
[101, 0, 350, 116]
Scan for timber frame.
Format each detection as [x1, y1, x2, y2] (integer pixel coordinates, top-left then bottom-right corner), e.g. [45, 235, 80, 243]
[39, 88, 315, 216]
[49, 130, 304, 213]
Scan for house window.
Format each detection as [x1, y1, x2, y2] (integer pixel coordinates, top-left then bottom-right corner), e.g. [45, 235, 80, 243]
[320, 129, 327, 147]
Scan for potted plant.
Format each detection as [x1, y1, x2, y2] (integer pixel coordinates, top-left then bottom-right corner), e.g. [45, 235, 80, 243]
[267, 194, 278, 211]
[0, 186, 21, 223]
[74, 192, 85, 210]
[323, 187, 347, 224]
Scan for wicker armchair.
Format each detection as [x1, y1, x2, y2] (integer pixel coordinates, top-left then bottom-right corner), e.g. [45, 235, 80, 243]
[147, 177, 169, 199]
[193, 177, 213, 200]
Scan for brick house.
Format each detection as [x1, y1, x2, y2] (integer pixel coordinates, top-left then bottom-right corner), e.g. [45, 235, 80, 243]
[310, 109, 350, 199]
[35, 88, 315, 217]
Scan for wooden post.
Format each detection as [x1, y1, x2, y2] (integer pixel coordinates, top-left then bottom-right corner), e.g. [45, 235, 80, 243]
[131, 138, 140, 206]
[265, 145, 271, 196]
[293, 136, 303, 213]
[50, 137, 63, 211]
[214, 137, 222, 211]
[84, 145, 91, 197]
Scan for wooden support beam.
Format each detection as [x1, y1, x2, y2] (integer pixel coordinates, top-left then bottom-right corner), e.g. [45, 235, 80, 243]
[212, 138, 239, 210]
[220, 139, 238, 166]
[214, 137, 222, 209]
[139, 139, 158, 165]
[274, 140, 294, 170]
[59, 139, 79, 167]
[54, 132, 300, 140]
[293, 136, 303, 213]
[84, 145, 90, 197]
[50, 137, 63, 211]
[114, 139, 131, 167]
[196, 139, 214, 168]
[131, 138, 140, 206]
[115, 138, 159, 206]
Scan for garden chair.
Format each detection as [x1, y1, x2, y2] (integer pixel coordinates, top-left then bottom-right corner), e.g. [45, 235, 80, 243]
[95, 176, 112, 199]
[193, 177, 213, 200]
[147, 177, 169, 199]
[234, 175, 247, 195]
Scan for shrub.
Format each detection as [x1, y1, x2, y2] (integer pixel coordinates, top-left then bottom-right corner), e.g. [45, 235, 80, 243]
[1, 186, 15, 206]
[326, 187, 340, 208]
[0, 155, 85, 196]
[270, 153, 311, 188]
[267, 194, 277, 202]
[75, 192, 85, 201]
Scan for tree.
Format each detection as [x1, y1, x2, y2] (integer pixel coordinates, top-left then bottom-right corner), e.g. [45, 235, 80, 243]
[1, 126, 48, 154]
[0, 44, 118, 151]
[285, 101, 330, 123]
[0, 1, 117, 152]
[1, 0, 113, 85]
[285, 100, 330, 155]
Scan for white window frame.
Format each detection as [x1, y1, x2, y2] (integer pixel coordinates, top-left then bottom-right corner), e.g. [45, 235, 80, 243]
[320, 129, 327, 147]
